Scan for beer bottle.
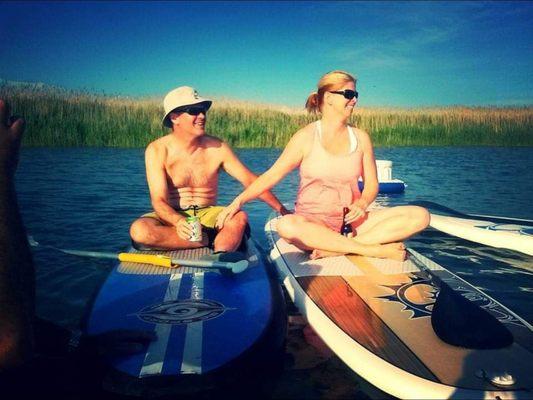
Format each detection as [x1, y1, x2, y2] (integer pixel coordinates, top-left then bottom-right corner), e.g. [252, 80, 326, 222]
[341, 207, 353, 237]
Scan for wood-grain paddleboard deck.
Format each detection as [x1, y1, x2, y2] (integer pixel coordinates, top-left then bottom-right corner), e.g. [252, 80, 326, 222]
[82, 232, 286, 396]
[265, 214, 532, 400]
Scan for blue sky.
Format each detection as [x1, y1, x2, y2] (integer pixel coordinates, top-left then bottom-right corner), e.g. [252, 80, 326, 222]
[1, 1, 532, 107]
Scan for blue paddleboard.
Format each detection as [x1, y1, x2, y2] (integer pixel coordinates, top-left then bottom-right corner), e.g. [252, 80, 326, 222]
[83, 231, 286, 395]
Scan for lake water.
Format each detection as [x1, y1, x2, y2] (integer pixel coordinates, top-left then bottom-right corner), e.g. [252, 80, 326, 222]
[16, 146, 533, 398]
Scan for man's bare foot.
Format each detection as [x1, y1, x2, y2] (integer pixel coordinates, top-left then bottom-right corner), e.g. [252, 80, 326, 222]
[310, 249, 346, 260]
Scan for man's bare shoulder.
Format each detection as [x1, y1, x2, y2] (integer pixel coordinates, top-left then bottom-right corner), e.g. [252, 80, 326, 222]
[146, 135, 171, 157]
[200, 134, 231, 154]
[201, 134, 224, 146]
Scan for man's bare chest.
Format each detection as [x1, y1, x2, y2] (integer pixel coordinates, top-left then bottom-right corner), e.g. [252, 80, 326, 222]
[164, 152, 220, 187]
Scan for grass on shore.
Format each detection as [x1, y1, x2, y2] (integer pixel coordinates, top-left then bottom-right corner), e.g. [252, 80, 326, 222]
[1, 82, 532, 147]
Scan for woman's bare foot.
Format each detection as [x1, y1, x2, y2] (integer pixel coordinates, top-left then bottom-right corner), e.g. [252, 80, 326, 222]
[309, 242, 406, 261]
[310, 249, 346, 260]
[373, 242, 406, 261]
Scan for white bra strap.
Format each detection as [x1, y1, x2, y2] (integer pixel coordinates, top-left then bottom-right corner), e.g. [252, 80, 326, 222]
[348, 125, 357, 153]
[318, 120, 357, 152]
[316, 120, 322, 141]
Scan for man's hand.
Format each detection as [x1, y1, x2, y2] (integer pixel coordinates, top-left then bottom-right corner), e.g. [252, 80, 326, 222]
[174, 218, 193, 241]
[0, 99, 25, 178]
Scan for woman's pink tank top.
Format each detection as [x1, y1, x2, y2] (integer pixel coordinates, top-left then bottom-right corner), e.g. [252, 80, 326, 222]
[294, 121, 363, 231]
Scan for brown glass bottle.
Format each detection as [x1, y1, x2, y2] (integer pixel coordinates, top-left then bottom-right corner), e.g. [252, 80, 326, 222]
[341, 207, 353, 236]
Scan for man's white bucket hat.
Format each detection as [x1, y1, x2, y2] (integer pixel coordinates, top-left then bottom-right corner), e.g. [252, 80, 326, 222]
[162, 86, 212, 128]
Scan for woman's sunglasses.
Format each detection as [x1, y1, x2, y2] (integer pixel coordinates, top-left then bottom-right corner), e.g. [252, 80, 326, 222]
[329, 89, 359, 100]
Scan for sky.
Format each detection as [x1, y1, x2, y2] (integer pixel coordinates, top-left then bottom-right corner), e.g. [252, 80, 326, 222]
[1, 1, 532, 107]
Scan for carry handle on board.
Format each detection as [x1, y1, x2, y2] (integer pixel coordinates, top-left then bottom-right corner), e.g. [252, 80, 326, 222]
[407, 248, 514, 350]
[28, 237, 249, 274]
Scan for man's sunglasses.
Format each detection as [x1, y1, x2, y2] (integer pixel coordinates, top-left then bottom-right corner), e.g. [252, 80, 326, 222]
[180, 106, 208, 116]
[329, 89, 359, 100]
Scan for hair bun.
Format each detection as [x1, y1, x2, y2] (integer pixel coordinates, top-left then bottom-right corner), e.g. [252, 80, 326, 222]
[305, 92, 320, 113]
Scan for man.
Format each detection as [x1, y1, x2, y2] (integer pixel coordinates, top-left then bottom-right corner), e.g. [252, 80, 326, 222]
[130, 86, 288, 251]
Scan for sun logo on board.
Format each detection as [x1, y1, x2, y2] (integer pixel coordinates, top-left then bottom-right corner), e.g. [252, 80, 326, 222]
[377, 273, 439, 319]
[137, 299, 232, 325]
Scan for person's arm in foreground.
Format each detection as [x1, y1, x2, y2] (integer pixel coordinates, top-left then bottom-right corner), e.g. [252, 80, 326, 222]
[216, 130, 306, 229]
[0, 99, 35, 370]
[345, 129, 379, 224]
[0, 100, 156, 374]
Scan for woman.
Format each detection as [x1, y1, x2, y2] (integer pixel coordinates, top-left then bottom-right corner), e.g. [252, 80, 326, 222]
[216, 71, 429, 261]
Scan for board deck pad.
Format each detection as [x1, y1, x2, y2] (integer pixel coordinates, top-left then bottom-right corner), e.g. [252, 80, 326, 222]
[84, 237, 275, 383]
[265, 215, 533, 399]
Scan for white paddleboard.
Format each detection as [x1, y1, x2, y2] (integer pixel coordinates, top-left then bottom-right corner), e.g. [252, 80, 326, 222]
[265, 213, 533, 400]
[430, 214, 533, 256]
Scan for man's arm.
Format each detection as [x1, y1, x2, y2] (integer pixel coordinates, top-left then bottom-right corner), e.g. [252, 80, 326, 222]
[145, 143, 187, 227]
[0, 100, 35, 369]
[219, 142, 288, 214]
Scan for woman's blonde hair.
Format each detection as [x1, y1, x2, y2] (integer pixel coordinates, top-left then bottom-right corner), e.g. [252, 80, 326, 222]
[305, 70, 356, 114]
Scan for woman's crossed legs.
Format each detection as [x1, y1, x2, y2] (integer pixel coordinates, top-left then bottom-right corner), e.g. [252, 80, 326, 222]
[276, 206, 429, 261]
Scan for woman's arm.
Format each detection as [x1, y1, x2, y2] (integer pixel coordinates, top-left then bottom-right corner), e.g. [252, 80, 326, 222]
[218, 142, 287, 214]
[215, 128, 310, 228]
[345, 128, 379, 223]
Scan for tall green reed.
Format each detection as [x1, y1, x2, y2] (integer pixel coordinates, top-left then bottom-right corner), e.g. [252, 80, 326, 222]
[1, 83, 531, 147]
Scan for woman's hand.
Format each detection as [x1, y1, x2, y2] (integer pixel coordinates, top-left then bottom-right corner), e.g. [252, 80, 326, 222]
[344, 199, 369, 224]
[215, 200, 242, 229]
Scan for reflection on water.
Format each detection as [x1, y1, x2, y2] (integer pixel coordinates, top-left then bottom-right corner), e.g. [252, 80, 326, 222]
[16, 146, 533, 398]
